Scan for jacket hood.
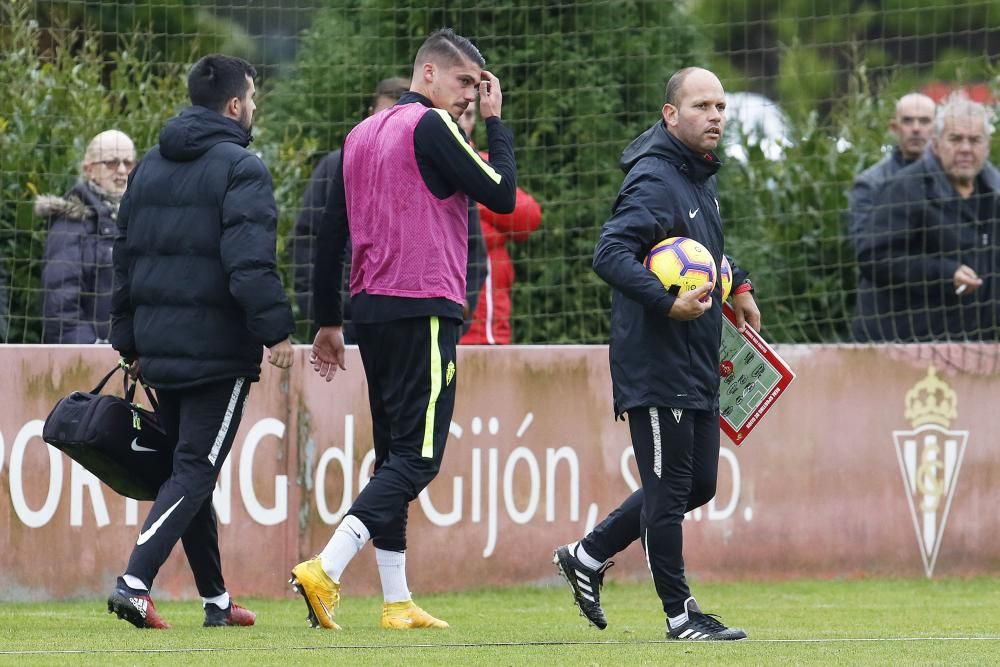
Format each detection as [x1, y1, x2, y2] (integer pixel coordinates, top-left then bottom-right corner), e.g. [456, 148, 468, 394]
[159, 105, 251, 162]
[33, 180, 110, 220]
[34, 193, 89, 220]
[620, 120, 722, 183]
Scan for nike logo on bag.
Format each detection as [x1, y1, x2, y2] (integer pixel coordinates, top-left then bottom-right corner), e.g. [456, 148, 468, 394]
[136, 496, 185, 546]
[131, 437, 156, 453]
[688, 208, 699, 218]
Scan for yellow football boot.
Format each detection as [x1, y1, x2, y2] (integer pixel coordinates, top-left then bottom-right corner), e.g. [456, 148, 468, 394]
[380, 599, 449, 629]
[289, 557, 341, 629]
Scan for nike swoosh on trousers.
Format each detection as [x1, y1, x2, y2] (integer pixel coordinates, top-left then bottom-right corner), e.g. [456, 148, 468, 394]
[136, 496, 185, 545]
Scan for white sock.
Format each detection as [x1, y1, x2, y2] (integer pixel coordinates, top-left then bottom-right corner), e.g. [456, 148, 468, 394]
[122, 574, 148, 591]
[668, 597, 696, 629]
[202, 592, 230, 609]
[668, 609, 689, 630]
[320, 514, 370, 581]
[573, 542, 604, 570]
[376, 548, 410, 603]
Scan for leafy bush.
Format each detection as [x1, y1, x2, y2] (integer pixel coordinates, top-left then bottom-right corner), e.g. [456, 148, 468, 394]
[720, 76, 895, 343]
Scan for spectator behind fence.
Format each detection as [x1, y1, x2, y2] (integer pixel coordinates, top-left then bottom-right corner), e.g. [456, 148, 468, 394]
[36, 130, 135, 343]
[859, 94, 1000, 342]
[458, 101, 542, 344]
[106, 53, 294, 630]
[291, 77, 487, 342]
[849, 94, 936, 341]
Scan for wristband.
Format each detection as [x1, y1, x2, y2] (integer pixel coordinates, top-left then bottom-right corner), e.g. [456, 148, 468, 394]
[734, 280, 754, 295]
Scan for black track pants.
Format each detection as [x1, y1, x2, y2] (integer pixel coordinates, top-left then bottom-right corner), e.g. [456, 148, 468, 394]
[349, 316, 460, 552]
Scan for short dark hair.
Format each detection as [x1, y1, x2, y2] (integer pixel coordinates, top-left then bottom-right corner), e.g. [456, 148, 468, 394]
[664, 67, 699, 107]
[188, 54, 257, 112]
[371, 76, 410, 108]
[414, 28, 485, 70]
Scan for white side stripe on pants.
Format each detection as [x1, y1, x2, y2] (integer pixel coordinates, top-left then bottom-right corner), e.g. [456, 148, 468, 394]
[648, 407, 662, 478]
[208, 378, 245, 465]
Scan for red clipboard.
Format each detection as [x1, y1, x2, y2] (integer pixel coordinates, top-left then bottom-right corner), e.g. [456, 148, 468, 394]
[719, 302, 795, 445]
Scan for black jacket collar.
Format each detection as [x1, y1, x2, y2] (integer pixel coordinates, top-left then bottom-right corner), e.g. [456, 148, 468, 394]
[159, 105, 252, 162]
[620, 120, 722, 183]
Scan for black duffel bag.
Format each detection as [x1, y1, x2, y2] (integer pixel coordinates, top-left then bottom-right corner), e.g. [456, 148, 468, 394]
[42, 362, 173, 501]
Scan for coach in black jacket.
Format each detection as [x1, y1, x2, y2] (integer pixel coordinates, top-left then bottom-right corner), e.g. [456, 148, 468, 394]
[107, 55, 293, 630]
[553, 68, 758, 642]
[859, 95, 1000, 342]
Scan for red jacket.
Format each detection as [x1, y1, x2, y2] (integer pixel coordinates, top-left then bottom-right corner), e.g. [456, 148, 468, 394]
[461, 159, 541, 344]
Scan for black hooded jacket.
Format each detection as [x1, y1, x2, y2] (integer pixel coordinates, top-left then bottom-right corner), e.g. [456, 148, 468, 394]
[593, 121, 749, 416]
[110, 105, 294, 389]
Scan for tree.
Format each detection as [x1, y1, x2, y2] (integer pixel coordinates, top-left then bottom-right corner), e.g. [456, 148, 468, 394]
[688, 0, 1000, 121]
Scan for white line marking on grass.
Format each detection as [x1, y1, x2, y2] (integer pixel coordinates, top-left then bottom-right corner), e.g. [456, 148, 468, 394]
[3, 636, 1000, 655]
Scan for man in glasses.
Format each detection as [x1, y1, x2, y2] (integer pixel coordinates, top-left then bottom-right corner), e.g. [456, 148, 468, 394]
[37, 129, 136, 343]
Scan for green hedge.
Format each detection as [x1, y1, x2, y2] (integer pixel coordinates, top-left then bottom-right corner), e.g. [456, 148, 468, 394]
[8, 1, 998, 345]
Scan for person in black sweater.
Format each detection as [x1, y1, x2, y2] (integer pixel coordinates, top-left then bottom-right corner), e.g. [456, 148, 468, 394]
[292, 28, 516, 632]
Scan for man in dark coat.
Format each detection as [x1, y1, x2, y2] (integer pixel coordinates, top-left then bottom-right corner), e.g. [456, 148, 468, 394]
[849, 93, 936, 341]
[107, 54, 294, 630]
[859, 95, 1000, 342]
[553, 67, 759, 641]
[37, 130, 136, 343]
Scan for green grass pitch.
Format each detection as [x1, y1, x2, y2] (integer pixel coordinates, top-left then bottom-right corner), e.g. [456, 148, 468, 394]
[1, 578, 999, 665]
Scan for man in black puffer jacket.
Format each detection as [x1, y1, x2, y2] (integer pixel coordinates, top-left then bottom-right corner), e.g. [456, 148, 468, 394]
[38, 130, 136, 343]
[107, 54, 294, 630]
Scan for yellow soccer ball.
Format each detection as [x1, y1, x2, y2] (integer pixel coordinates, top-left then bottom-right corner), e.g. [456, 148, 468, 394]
[720, 255, 733, 301]
[645, 236, 717, 300]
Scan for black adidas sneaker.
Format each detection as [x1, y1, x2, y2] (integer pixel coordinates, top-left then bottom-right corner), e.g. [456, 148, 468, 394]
[553, 543, 614, 630]
[107, 578, 170, 629]
[667, 597, 746, 641]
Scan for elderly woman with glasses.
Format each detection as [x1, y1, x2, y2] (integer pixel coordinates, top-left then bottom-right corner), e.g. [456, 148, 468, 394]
[36, 129, 136, 343]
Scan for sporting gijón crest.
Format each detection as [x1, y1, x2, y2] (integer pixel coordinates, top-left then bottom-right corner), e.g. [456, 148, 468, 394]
[892, 366, 968, 578]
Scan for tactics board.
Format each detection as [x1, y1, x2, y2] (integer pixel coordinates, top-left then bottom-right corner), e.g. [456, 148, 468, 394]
[719, 302, 796, 445]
